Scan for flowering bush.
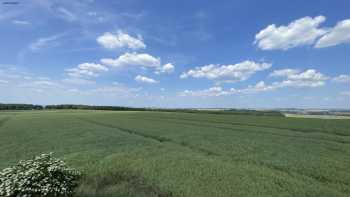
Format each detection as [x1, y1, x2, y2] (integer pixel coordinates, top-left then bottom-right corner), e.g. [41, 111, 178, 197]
[0, 153, 81, 197]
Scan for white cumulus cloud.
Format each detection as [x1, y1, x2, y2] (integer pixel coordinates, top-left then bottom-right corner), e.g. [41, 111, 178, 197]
[65, 63, 108, 78]
[101, 53, 175, 75]
[269, 69, 300, 77]
[179, 86, 236, 97]
[315, 19, 350, 48]
[101, 52, 160, 68]
[255, 16, 327, 50]
[97, 31, 146, 49]
[243, 81, 277, 93]
[180, 69, 329, 97]
[333, 74, 350, 83]
[156, 63, 175, 74]
[135, 75, 159, 84]
[271, 69, 328, 88]
[180, 60, 271, 83]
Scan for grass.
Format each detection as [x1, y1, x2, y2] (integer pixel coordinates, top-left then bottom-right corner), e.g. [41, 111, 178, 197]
[0, 110, 350, 196]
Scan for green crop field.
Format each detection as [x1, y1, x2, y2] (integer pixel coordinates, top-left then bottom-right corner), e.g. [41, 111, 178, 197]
[0, 110, 349, 197]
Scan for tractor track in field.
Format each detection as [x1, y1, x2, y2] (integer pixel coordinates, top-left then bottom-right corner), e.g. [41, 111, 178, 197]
[131, 116, 350, 146]
[0, 117, 11, 128]
[78, 117, 350, 192]
[148, 116, 350, 137]
[77, 118, 221, 157]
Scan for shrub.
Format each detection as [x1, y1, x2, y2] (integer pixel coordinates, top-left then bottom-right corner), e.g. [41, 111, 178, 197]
[0, 153, 81, 197]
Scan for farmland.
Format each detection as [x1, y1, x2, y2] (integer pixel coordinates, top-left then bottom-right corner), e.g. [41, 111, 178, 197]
[284, 113, 350, 119]
[0, 110, 350, 197]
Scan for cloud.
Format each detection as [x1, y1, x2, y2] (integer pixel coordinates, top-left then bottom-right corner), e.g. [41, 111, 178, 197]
[97, 31, 146, 49]
[180, 60, 271, 83]
[135, 75, 159, 84]
[29, 33, 65, 51]
[155, 63, 175, 74]
[340, 91, 350, 96]
[269, 69, 300, 77]
[29, 1, 113, 25]
[315, 19, 350, 48]
[12, 20, 31, 25]
[62, 78, 96, 85]
[0, 65, 143, 104]
[56, 7, 77, 22]
[179, 80, 279, 97]
[180, 69, 328, 97]
[32, 80, 58, 87]
[243, 81, 276, 93]
[179, 86, 236, 97]
[89, 84, 141, 97]
[65, 63, 108, 78]
[271, 69, 328, 87]
[179, 82, 276, 97]
[87, 11, 97, 16]
[101, 52, 160, 68]
[0, 80, 9, 84]
[0, 66, 31, 81]
[18, 79, 62, 89]
[333, 74, 350, 83]
[255, 16, 327, 50]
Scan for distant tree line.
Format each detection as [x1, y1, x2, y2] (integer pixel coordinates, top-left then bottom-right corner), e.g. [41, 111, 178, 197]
[0, 104, 43, 110]
[0, 103, 284, 117]
[44, 105, 284, 116]
[162, 109, 285, 116]
[45, 104, 146, 111]
[221, 109, 284, 116]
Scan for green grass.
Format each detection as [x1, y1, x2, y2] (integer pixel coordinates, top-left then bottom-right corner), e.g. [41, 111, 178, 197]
[0, 110, 350, 196]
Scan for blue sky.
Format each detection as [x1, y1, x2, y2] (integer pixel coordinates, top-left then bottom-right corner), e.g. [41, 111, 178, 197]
[0, 0, 350, 108]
